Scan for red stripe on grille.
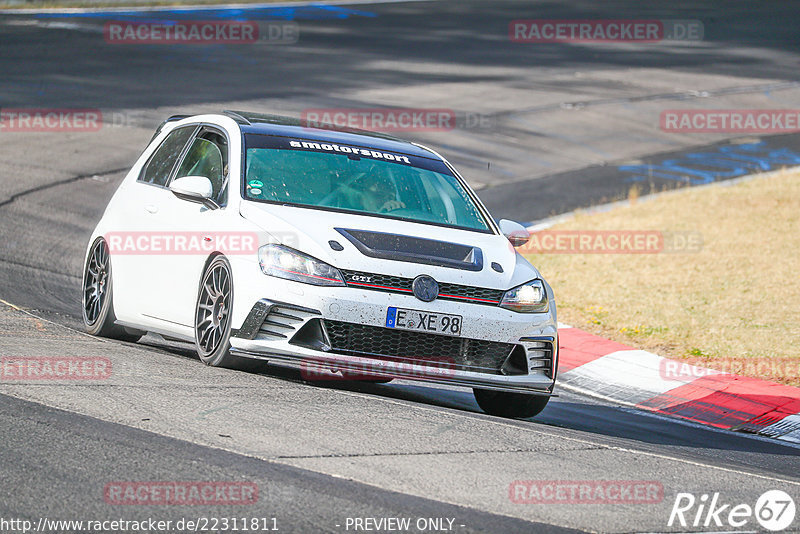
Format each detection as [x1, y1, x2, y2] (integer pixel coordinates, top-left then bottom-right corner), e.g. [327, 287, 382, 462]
[349, 282, 413, 292]
[347, 279, 500, 304]
[439, 293, 500, 304]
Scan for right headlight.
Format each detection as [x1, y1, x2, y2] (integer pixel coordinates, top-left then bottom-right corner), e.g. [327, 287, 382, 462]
[258, 244, 345, 287]
[500, 279, 549, 313]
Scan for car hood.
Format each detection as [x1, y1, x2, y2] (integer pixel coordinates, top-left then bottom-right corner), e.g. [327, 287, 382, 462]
[240, 202, 539, 290]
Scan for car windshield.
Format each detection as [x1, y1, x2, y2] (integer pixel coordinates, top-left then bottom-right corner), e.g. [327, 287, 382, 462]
[243, 136, 490, 232]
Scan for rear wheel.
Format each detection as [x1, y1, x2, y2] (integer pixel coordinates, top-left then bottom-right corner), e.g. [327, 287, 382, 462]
[195, 256, 261, 371]
[82, 237, 142, 342]
[473, 388, 550, 419]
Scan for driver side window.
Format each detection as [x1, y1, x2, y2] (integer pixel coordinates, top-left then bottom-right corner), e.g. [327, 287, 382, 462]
[174, 129, 229, 206]
[139, 126, 195, 186]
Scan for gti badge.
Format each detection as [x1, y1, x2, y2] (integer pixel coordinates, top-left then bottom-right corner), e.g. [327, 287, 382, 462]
[412, 275, 439, 302]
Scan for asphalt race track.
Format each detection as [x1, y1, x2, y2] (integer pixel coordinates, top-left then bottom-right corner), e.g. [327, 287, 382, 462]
[1, 1, 799, 532]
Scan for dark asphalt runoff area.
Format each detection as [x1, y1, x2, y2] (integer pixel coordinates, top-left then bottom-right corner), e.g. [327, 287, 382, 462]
[1, 1, 799, 532]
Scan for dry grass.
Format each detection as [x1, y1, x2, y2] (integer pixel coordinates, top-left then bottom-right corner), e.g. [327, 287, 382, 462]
[524, 169, 800, 386]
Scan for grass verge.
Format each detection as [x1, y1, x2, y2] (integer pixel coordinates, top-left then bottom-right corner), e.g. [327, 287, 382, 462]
[524, 169, 800, 386]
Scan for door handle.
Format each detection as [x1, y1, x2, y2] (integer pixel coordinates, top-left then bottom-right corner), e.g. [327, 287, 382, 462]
[144, 204, 158, 214]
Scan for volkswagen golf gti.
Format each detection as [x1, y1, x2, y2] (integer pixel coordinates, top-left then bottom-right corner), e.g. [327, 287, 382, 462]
[82, 111, 558, 418]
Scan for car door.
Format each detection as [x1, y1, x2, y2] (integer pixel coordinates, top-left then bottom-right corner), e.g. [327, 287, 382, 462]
[110, 124, 197, 328]
[144, 126, 233, 330]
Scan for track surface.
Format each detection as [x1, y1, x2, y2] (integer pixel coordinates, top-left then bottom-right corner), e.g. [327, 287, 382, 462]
[1, 1, 799, 532]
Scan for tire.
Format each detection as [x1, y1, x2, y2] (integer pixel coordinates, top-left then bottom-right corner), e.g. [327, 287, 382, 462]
[194, 255, 261, 371]
[473, 388, 550, 419]
[82, 237, 143, 342]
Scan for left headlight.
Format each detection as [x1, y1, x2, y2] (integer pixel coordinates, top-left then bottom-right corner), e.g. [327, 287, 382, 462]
[258, 244, 345, 287]
[500, 279, 549, 313]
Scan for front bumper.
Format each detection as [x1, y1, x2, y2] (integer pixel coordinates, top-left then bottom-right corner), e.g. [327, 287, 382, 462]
[229, 289, 558, 395]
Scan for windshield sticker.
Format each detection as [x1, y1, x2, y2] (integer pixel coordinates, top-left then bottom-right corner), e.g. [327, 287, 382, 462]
[248, 179, 264, 188]
[288, 140, 412, 164]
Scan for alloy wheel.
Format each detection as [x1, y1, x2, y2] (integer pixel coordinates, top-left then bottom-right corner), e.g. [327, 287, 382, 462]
[196, 261, 231, 356]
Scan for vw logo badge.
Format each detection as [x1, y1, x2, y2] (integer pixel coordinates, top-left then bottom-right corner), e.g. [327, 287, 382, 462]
[412, 275, 439, 302]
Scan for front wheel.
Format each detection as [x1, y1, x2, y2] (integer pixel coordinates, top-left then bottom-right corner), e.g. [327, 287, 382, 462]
[195, 256, 261, 371]
[473, 388, 550, 419]
[82, 237, 142, 342]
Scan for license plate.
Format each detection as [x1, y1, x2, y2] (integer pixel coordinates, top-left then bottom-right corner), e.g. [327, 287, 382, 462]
[386, 307, 462, 336]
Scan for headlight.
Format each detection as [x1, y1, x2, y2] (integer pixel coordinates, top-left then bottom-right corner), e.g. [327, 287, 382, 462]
[500, 279, 548, 313]
[258, 244, 345, 286]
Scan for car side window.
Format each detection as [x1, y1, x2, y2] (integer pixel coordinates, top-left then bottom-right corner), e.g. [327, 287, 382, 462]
[174, 129, 229, 206]
[139, 126, 196, 186]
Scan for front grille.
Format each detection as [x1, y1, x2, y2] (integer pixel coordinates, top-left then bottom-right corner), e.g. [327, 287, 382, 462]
[340, 270, 504, 306]
[322, 320, 518, 374]
[438, 282, 504, 304]
[343, 272, 412, 293]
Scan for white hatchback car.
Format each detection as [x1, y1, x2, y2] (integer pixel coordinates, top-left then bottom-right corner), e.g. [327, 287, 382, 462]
[83, 111, 558, 418]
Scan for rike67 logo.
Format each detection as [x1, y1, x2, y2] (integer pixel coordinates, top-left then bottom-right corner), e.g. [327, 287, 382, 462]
[669, 490, 796, 531]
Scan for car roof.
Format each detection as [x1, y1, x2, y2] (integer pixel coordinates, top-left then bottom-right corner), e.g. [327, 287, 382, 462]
[222, 110, 441, 159]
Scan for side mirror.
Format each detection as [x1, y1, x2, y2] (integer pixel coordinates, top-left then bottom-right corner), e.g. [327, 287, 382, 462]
[498, 219, 530, 247]
[169, 176, 218, 209]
